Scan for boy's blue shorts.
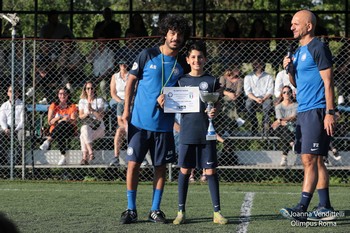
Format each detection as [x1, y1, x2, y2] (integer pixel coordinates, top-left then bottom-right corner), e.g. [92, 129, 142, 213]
[178, 141, 217, 169]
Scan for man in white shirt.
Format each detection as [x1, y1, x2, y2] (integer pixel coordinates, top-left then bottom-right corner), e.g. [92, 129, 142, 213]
[274, 69, 297, 98]
[0, 86, 25, 165]
[86, 38, 115, 99]
[244, 58, 274, 135]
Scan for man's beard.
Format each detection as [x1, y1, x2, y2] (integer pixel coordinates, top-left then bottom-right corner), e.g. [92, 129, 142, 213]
[166, 41, 182, 51]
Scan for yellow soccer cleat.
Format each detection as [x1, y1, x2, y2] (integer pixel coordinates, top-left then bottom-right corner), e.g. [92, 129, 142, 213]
[213, 211, 228, 225]
[173, 211, 186, 225]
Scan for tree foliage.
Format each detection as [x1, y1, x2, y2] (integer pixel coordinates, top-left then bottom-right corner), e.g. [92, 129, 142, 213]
[0, 0, 348, 38]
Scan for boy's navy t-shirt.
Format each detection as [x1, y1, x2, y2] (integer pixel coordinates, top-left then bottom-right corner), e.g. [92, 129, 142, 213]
[178, 73, 221, 144]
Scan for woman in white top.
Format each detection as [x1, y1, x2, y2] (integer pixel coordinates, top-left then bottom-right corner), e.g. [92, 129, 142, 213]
[78, 81, 105, 165]
[109, 60, 129, 166]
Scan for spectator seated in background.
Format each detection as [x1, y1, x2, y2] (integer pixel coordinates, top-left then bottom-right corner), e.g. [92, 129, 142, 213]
[244, 58, 274, 136]
[57, 36, 85, 90]
[222, 16, 240, 38]
[86, 37, 115, 100]
[93, 7, 121, 39]
[0, 86, 25, 165]
[115, 31, 141, 67]
[276, 14, 294, 39]
[13, 43, 33, 92]
[274, 14, 295, 69]
[29, 41, 59, 104]
[219, 16, 243, 65]
[124, 13, 148, 37]
[109, 60, 129, 166]
[40, 10, 74, 40]
[93, 7, 122, 53]
[39, 87, 78, 166]
[78, 81, 105, 165]
[271, 86, 297, 166]
[151, 13, 168, 36]
[274, 65, 297, 100]
[219, 67, 245, 135]
[246, 18, 272, 63]
[35, 62, 56, 104]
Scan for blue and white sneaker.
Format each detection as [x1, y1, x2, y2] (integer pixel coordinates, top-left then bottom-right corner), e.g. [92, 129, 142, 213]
[280, 204, 307, 222]
[307, 206, 337, 221]
[148, 210, 167, 223]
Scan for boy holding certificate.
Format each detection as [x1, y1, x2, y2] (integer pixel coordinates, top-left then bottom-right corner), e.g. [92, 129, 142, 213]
[173, 41, 228, 225]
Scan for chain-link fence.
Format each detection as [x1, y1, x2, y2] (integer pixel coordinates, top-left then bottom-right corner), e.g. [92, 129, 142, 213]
[0, 37, 349, 182]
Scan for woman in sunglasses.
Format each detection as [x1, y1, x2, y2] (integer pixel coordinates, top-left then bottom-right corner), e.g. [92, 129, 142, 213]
[219, 67, 245, 131]
[78, 81, 105, 165]
[271, 85, 298, 166]
[39, 87, 77, 165]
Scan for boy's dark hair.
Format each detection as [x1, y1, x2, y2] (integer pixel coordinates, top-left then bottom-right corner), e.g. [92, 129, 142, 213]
[186, 40, 207, 58]
[158, 14, 191, 46]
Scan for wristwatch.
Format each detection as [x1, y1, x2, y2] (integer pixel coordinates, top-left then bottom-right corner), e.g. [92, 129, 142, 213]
[325, 109, 335, 115]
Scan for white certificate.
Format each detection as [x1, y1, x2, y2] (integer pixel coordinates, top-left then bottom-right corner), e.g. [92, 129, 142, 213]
[163, 87, 200, 113]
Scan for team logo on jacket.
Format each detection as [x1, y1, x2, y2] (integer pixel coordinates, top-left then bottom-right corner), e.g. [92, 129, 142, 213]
[173, 67, 180, 76]
[127, 147, 134, 156]
[199, 81, 209, 91]
[132, 62, 138, 70]
[301, 53, 307, 62]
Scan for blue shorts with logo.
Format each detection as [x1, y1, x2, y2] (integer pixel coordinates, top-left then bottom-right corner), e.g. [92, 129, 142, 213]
[295, 108, 330, 156]
[126, 123, 176, 166]
[178, 141, 217, 169]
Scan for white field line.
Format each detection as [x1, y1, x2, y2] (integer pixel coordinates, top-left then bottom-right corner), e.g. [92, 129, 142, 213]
[236, 192, 255, 233]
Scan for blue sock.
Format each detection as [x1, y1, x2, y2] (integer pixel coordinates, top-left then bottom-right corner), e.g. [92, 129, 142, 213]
[207, 173, 220, 212]
[299, 192, 312, 211]
[178, 172, 190, 212]
[317, 188, 331, 208]
[127, 190, 137, 210]
[151, 189, 164, 211]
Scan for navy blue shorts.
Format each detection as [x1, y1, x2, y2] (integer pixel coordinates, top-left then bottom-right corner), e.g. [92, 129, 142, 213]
[178, 141, 217, 169]
[295, 108, 330, 156]
[126, 123, 176, 166]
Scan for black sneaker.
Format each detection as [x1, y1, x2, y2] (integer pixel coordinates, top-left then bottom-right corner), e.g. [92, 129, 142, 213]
[148, 210, 167, 223]
[280, 204, 307, 222]
[120, 209, 138, 224]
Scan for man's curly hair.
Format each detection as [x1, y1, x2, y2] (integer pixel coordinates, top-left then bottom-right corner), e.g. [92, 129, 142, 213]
[158, 14, 191, 46]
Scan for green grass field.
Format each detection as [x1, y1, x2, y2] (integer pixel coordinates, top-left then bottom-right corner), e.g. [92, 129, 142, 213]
[0, 181, 349, 233]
